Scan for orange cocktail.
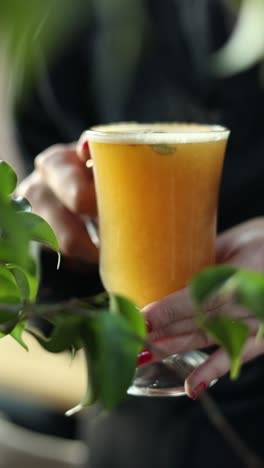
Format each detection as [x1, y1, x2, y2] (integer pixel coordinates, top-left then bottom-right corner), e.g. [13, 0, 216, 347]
[87, 123, 229, 307]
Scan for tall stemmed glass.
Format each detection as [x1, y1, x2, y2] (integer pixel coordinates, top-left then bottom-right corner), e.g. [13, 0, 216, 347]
[85, 123, 229, 396]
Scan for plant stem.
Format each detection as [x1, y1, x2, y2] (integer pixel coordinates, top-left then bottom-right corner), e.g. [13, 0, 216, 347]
[0, 300, 263, 466]
[0, 304, 22, 315]
[124, 331, 263, 467]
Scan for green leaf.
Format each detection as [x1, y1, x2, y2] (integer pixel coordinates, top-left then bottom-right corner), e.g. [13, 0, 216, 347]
[10, 321, 28, 351]
[23, 257, 39, 302]
[11, 197, 32, 213]
[0, 197, 30, 269]
[110, 294, 146, 342]
[42, 296, 145, 414]
[25, 258, 39, 302]
[18, 212, 59, 252]
[201, 316, 249, 379]
[7, 266, 30, 302]
[0, 240, 30, 270]
[65, 345, 97, 416]
[0, 265, 21, 306]
[190, 265, 238, 305]
[0, 316, 19, 331]
[83, 312, 140, 410]
[0, 161, 17, 196]
[232, 270, 264, 320]
[30, 314, 83, 353]
[6, 258, 39, 302]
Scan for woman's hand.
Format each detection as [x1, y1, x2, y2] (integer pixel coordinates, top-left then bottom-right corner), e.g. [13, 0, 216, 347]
[140, 218, 264, 399]
[17, 140, 98, 263]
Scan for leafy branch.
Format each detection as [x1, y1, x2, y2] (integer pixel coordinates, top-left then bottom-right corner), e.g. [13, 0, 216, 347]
[1, 161, 264, 467]
[190, 265, 264, 378]
[0, 158, 193, 415]
[1, 159, 264, 422]
[0, 160, 147, 413]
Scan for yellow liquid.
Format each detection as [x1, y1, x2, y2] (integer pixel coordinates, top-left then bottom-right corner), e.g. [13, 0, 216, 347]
[88, 123, 228, 307]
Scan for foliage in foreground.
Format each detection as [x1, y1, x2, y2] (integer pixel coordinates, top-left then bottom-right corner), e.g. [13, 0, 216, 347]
[0, 160, 146, 412]
[1, 160, 264, 413]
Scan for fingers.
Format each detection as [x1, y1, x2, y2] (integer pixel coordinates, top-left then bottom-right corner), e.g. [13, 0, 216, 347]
[138, 314, 259, 367]
[142, 287, 195, 331]
[151, 330, 214, 361]
[148, 302, 252, 343]
[35, 144, 97, 216]
[216, 217, 264, 265]
[17, 142, 99, 263]
[149, 317, 200, 342]
[142, 284, 249, 340]
[17, 171, 98, 262]
[185, 322, 263, 399]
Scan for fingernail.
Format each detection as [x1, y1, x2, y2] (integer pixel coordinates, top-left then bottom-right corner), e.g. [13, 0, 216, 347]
[137, 349, 153, 367]
[82, 141, 89, 153]
[145, 319, 153, 333]
[190, 382, 207, 400]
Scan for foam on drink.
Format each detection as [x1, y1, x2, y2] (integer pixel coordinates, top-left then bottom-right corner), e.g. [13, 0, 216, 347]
[88, 122, 229, 144]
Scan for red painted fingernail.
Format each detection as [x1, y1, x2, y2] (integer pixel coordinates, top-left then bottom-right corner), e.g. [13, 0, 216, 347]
[145, 320, 153, 333]
[137, 349, 153, 367]
[82, 140, 89, 153]
[191, 382, 207, 400]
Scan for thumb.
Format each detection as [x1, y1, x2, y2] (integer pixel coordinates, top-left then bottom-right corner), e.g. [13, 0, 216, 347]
[77, 131, 91, 163]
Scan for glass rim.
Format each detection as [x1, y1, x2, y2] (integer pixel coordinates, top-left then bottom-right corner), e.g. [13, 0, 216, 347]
[84, 123, 230, 144]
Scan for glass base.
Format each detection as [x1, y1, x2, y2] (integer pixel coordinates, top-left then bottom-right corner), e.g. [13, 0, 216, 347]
[127, 350, 215, 397]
